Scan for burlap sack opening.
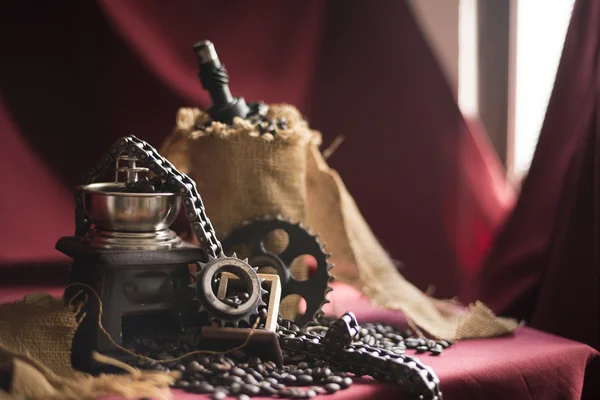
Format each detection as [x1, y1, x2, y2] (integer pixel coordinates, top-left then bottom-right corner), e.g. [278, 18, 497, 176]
[161, 104, 519, 339]
[0, 293, 175, 400]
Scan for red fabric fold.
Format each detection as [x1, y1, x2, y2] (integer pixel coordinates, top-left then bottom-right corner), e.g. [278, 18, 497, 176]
[0, 1, 511, 302]
[480, 0, 600, 349]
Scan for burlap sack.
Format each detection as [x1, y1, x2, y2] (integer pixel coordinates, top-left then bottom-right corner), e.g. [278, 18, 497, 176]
[0, 293, 175, 399]
[161, 104, 518, 339]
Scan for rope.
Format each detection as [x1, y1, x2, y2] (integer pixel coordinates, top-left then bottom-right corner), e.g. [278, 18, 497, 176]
[65, 282, 262, 365]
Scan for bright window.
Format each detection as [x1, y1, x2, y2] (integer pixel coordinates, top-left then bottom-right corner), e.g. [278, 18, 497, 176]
[512, 0, 575, 177]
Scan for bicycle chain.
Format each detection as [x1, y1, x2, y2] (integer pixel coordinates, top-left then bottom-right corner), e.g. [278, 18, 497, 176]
[75, 135, 442, 399]
[75, 135, 223, 259]
[278, 312, 442, 400]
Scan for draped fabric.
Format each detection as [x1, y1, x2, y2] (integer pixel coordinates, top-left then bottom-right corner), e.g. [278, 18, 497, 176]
[480, 0, 600, 349]
[0, 1, 512, 304]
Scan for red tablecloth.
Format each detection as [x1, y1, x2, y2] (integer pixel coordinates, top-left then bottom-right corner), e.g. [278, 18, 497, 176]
[1, 284, 598, 400]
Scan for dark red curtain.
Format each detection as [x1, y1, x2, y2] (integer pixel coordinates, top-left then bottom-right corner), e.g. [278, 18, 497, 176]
[0, 1, 511, 302]
[480, 0, 600, 349]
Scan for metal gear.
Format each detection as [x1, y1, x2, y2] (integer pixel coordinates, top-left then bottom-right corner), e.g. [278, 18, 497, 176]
[222, 215, 334, 327]
[190, 254, 268, 327]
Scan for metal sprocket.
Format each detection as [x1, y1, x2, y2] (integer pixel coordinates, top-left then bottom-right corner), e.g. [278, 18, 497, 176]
[190, 254, 268, 327]
[222, 216, 334, 327]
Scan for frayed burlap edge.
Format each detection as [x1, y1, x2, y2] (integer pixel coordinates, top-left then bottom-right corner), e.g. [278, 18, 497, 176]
[0, 294, 176, 400]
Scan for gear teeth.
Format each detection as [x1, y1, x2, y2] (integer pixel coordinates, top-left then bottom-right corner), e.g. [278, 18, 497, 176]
[232, 252, 238, 258]
[222, 214, 335, 328]
[243, 258, 249, 263]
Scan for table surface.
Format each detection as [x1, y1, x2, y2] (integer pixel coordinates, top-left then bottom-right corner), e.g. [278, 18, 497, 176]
[1, 284, 598, 400]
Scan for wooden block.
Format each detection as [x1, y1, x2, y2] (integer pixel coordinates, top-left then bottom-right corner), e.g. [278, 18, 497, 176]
[201, 326, 283, 365]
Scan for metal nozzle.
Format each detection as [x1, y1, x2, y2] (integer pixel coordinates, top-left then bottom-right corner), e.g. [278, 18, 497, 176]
[193, 40, 249, 124]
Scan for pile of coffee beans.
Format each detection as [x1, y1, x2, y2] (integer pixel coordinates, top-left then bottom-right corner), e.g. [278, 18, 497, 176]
[126, 319, 452, 398]
[194, 116, 288, 136]
[255, 117, 288, 136]
[354, 322, 452, 356]
[300, 318, 453, 357]
[130, 338, 353, 399]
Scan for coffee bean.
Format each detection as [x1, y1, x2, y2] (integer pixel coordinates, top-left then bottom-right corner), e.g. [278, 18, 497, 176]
[243, 374, 258, 385]
[297, 361, 309, 369]
[227, 382, 241, 394]
[309, 386, 326, 394]
[264, 360, 276, 371]
[325, 375, 343, 384]
[187, 360, 203, 372]
[269, 372, 283, 380]
[211, 391, 226, 400]
[249, 369, 264, 381]
[209, 362, 231, 372]
[430, 344, 443, 355]
[297, 374, 313, 385]
[324, 383, 341, 394]
[284, 374, 297, 385]
[176, 380, 190, 388]
[437, 340, 451, 348]
[224, 375, 243, 385]
[340, 376, 353, 389]
[405, 338, 419, 348]
[242, 384, 260, 396]
[198, 356, 211, 366]
[216, 386, 231, 395]
[265, 377, 278, 385]
[259, 384, 279, 395]
[255, 363, 266, 375]
[193, 372, 207, 381]
[416, 345, 429, 353]
[238, 395, 251, 400]
[231, 367, 246, 377]
[196, 382, 215, 394]
[259, 308, 268, 319]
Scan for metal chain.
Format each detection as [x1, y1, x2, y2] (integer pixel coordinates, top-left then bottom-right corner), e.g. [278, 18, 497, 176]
[277, 313, 442, 400]
[75, 135, 223, 259]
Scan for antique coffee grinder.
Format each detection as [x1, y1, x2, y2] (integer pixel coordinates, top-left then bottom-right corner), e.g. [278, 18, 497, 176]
[59, 140, 201, 371]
